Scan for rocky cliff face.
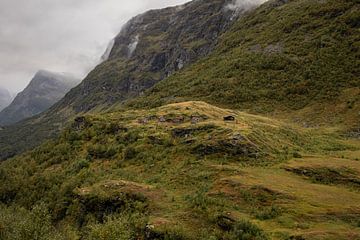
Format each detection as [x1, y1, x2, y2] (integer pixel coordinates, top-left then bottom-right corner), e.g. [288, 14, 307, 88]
[0, 70, 79, 126]
[0, 0, 259, 160]
[59, 0, 237, 112]
[0, 88, 12, 112]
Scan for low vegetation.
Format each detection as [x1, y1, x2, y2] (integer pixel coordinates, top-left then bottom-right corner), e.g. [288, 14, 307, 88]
[0, 0, 359, 239]
[129, 0, 359, 129]
[0, 101, 359, 239]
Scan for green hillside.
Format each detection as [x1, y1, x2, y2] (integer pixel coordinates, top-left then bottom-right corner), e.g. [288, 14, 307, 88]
[0, 0, 359, 239]
[0, 0, 236, 160]
[1, 101, 359, 239]
[1, 0, 358, 160]
[129, 0, 359, 127]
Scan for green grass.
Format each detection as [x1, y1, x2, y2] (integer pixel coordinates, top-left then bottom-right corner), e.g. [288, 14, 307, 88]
[0, 101, 359, 239]
[0, 0, 359, 239]
[128, 0, 359, 127]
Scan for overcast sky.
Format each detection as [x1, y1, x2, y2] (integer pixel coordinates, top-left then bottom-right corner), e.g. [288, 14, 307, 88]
[0, 0, 190, 93]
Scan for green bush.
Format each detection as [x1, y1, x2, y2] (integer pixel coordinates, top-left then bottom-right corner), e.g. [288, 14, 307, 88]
[123, 146, 138, 160]
[86, 213, 147, 240]
[229, 220, 269, 240]
[255, 206, 282, 220]
[0, 203, 65, 240]
[71, 159, 90, 173]
[86, 215, 132, 240]
[87, 144, 117, 159]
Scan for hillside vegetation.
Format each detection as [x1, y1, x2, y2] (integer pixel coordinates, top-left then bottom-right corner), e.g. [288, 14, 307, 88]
[0, 0, 359, 239]
[129, 0, 359, 128]
[0, 0, 358, 160]
[0, 0, 236, 160]
[1, 101, 359, 239]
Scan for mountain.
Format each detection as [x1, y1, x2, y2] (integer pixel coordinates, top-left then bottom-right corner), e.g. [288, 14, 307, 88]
[129, 0, 359, 127]
[1, 0, 358, 161]
[59, 0, 238, 113]
[0, 87, 12, 112]
[0, 0, 360, 239]
[0, 0, 241, 160]
[0, 70, 80, 126]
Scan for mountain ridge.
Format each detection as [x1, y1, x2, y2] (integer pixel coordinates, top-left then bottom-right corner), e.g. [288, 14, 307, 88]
[0, 70, 80, 126]
[0, 0, 242, 160]
[0, 0, 358, 159]
[0, 0, 359, 239]
[0, 87, 13, 112]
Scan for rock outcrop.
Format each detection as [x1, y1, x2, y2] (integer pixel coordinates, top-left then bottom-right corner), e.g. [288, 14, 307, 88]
[59, 0, 238, 112]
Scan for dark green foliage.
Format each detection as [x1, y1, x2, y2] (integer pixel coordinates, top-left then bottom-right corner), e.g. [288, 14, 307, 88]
[292, 152, 302, 159]
[123, 146, 138, 160]
[87, 143, 117, 159]
[229, 220, 269, 240]
[254, 206, 282, 220]
[71, 159, 90, 173]
[129, 0, 359, 114]
[0, 0, 358, 238]
[286, 167, 360, 189]
[0, 203, 65, 240]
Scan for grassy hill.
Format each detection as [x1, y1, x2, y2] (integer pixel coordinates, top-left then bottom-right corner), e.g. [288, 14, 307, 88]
[1, 0, 358, 161]
[0, 0, 359, 239]
[0, 0, 236, 161]
[128, 0, 359, 128]
[1, 101, 359, 239]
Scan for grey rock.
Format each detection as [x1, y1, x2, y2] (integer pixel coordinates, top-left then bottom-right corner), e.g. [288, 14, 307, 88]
[0, 70, 80, 126]
[63, 0, 239, 113]
[0, 87, 13, 112]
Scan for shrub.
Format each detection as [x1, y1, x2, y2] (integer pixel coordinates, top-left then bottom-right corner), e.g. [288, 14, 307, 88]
[86, 213, 146, 240]
[0, 203, 65, 240]
[86, 215, 132, 240]
[292, 152, 302, 158]
[72, 159, 90, 173]
[87, 144, 117, 159]
[123, 146, 138, 160]
[255, 206, 282, 220]
[229, 220, 269, 240]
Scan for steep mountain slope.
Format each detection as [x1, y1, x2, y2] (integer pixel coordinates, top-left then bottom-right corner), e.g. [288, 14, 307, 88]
[1, 0, 360, 239]
[59, 0, 237, 113]
[0, 70, 80, 126]
[0, 0, 358, 161]
[130, 0, 359, 127]
[0, 87, 12, 112]
[0, 0, 242, 160]
[1, 101, 359, 239]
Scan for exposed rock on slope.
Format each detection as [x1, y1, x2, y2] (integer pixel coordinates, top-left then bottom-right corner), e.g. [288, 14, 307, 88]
[1, 101, 359, 239]
[0, 0, 242, 160]
[59, 0, 237, 112]
[130, 0, 359, 126]
[0, 88, 12, 112]
[0, 70, 79, 126]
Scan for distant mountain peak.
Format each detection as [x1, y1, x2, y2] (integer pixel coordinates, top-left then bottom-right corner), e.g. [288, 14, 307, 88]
[0, 70, 80, 126]
[0, 87, 12, 112]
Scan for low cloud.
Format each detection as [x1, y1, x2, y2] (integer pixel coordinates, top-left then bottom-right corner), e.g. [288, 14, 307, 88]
[0, 0, 189, 93]
[226, 0, 268, 12]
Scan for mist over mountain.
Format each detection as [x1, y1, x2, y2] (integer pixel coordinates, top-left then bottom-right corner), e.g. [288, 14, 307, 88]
[0, 70, 80, 126]
[0, 87, 13, 112]
[0, 0, 359, 239]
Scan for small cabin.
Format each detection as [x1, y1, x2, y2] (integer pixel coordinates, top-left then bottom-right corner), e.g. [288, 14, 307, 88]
[223, 115, 235, 121]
